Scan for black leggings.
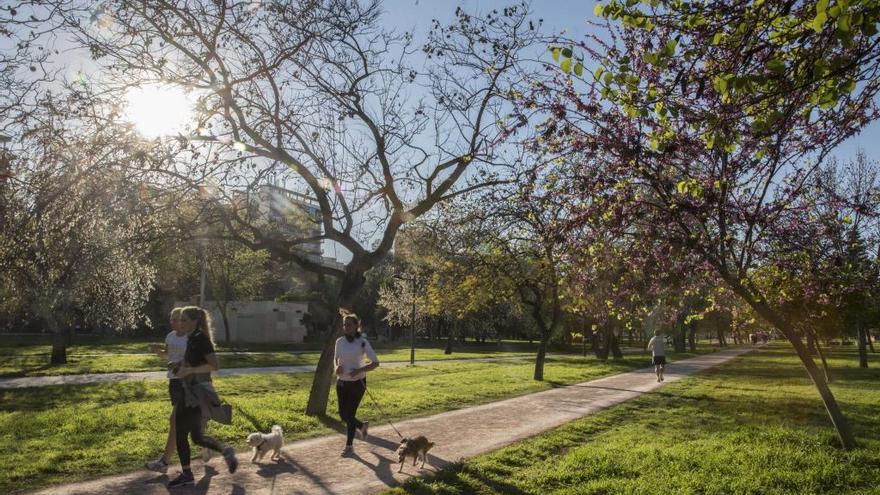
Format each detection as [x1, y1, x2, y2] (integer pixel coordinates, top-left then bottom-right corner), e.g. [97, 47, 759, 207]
[175, 405, 224, 468]
[336, 379, 366, 446]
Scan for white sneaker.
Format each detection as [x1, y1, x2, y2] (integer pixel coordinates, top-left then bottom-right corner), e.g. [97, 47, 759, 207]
[145, 458, 168, 473]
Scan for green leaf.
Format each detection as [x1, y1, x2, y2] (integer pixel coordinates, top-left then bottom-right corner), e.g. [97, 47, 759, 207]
[603, 71, 613, 86]
[562, 47, 573, 59]
[838, 14, 851, 33]
[677, 180, 688, 194]
[712, 32, 724, 45]
[594, 66, 605, 80]
[714, 75, 728, 95]
[816, 0, 829, 15]
[561, 58, 572, 74]
[551, 47, 561, 62]
[594, 3, 604, 17]
[766, 58, 786, 74]
[812, 12, 827, 32]
[573, 62, 584, 77]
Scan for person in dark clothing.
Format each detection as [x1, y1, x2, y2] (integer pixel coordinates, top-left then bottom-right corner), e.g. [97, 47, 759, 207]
[334, 313, 380, 456]
[167, 306, 238, 488]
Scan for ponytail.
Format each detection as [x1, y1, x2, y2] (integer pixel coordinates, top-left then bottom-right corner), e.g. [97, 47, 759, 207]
[182, 306, 215, 344]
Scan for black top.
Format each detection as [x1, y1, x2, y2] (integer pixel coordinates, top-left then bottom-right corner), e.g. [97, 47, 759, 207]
[184, 329, 215, 367]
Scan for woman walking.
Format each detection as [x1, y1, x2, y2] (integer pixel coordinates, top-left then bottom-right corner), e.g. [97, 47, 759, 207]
[167, 306, 238, 488]
[145, 307, 188, 473]
[334, 313, 380, 456]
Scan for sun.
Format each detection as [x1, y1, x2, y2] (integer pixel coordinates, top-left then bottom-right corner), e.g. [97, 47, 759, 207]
[124, 84, 196, 139]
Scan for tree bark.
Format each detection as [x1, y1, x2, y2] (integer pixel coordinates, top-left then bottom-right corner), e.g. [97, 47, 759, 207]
[590, 330, 608, 361]
[806, 332, 818, 355]
[857, 323, 868, 369]
[609, 328, 623, 359]
[219, 302, 232, 344]
[50, 323, 70, 365]
[534, 331, 548, 381]
[805, 327, 832, 383]
[688, 321, 697, 352]
[444, 319, 455, 354]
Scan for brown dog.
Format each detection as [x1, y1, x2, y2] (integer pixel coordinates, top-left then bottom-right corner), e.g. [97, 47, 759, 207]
[396, 436, 434, 472]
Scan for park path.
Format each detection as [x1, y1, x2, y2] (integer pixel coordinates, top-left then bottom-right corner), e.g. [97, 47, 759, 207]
[0, 356, 532, 389]
[27, 346, 754, 495]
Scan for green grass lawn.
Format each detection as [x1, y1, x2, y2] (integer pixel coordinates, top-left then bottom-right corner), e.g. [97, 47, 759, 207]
[383, 344, 880, 495]
[0, 347, 545, 378]
[0, 348, 715, 494]
[0, 333, 692, 377]
[0, 337, 545, 377]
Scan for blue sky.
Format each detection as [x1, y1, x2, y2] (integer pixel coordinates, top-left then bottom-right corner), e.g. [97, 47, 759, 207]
[380, 0, 879, 164]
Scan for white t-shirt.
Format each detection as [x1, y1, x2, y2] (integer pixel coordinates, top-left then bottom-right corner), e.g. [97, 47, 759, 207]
[647, 336, 666, 357]
[165, 331, 188, 379]
[334, 335, 379, 382]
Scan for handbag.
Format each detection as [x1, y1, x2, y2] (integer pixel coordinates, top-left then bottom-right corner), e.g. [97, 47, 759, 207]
[210, 401, 233, 425]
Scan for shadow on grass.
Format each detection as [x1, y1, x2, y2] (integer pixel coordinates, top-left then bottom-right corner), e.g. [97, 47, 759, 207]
[316, 415, 346, 434]
[395, 461, 530, 495]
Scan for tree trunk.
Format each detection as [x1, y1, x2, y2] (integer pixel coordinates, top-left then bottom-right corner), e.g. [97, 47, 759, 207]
[857, 323, 868, 369]
[806, 332, 817, 355]
[717, 327, 727, 347]
[688, 322, 697, 352]
[590, 329, 608, 361]
[444, 319, 455, 355]
[813, 333, 832, 383]
[609, 328, 623, 359]
[534, 331, 548, 381]
[725, 278, 857, 450]
[219, 302, 232, 344]
[50, 323, 70, 365]
[304, 268, 364, 417]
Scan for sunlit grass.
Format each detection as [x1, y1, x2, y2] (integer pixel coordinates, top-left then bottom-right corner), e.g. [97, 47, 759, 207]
[0, 350, 711, 494]
[0, 334, 709, 377]
[384, 344, 880, 495]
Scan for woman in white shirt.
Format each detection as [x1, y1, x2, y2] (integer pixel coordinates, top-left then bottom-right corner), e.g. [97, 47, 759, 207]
[334, 313, 380, 456]
[145, 307, 188, 473]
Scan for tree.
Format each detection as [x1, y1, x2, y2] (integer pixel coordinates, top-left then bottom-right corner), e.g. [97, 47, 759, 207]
[206, 240, 270, 343]
[539, 0, 880, 449]
[0, 96, 156, 364]
[66, 1, 542, 415]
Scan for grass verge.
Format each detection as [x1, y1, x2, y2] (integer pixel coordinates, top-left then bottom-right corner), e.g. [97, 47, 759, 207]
[383, 344, 880, 495]
[0, 349, 713, 493]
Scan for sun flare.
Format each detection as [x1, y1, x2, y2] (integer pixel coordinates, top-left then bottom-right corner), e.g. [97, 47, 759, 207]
[124, 84, 196, 139]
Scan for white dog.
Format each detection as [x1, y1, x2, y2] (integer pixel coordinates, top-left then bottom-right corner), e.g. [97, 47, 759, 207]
[246, 425, 283, 463]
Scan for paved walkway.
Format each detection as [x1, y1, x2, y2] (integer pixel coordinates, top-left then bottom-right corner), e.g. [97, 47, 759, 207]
[0, 356, 532, 389]
[28, 346, 753, 495]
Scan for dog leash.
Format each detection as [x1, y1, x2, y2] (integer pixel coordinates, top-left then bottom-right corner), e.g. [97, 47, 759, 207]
[363, 385, 405, 439]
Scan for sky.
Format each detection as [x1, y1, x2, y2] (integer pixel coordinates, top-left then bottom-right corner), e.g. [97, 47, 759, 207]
[11, 1, 876, 262]
[379, 0, 880, 162]
[319, 0, 880, 262]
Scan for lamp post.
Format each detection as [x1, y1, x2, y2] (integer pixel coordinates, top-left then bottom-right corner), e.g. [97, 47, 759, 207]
[394, 273, 417, 365]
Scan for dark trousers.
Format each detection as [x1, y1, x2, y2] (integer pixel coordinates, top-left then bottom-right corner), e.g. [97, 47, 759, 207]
[175, 404, 224, 468]
[336, 378, 366, 446]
